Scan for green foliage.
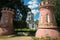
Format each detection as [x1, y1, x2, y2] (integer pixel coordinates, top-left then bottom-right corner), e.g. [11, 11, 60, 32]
[54, 0, 60, 26]
[14, 28, 36, 32]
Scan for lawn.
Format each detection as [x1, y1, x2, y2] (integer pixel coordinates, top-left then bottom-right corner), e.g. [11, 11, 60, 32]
[0, 36, 60, 40]
[32, 37, 60, 40]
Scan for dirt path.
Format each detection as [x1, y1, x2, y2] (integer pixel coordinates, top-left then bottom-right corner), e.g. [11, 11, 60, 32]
[0, 36, 33, 40]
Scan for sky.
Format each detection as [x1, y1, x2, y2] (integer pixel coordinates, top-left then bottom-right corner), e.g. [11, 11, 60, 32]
[24, 0, 40, 21]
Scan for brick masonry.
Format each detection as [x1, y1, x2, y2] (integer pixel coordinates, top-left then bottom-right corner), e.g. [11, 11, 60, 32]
[35, 0, 60, 38]
[0, 8, 14, 35]
[38, 7, 57, 28]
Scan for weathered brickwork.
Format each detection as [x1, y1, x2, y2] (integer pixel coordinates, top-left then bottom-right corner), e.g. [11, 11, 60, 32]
[0, 8, 14, 35]
[35, 0, 60, 38]
[38, 7, 57, 28]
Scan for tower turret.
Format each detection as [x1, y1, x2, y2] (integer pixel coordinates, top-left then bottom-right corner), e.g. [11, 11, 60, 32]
[35, 0, 60, 38]
[0, 7, 14, 35]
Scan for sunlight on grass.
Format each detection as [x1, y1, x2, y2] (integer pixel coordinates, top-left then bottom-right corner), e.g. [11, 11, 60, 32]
[32, 37, 60, 40]
[0, 36, 60, 40]
[0, 35, 15, 39]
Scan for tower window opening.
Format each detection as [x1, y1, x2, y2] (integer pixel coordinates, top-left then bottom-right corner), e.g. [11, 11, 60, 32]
[46, 14, 48, 22]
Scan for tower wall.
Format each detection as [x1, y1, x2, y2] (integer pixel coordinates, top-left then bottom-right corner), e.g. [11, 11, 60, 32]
[38, 6, 57, 28]
[0, 7, 14, 35]
[35, 0, 60, 38]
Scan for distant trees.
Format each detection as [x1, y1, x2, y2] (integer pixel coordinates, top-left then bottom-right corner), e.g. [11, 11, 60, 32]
[54, 0, 60, 26]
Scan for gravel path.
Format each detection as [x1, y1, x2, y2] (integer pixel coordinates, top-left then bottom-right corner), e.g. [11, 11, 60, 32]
[0, 36, 33, 40]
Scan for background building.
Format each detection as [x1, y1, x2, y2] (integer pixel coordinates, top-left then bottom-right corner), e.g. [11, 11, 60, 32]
[26, 12, 38, 29]
[26, 12, 34, 29]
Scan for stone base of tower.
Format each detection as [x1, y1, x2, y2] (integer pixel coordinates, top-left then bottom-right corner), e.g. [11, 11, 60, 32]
[35, 28, 60, 38]
[0, 27, 13, 35]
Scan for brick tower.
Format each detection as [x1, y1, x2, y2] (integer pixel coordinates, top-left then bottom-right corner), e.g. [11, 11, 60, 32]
[35, 0, 60, 38]
[0, 7, 14, 35]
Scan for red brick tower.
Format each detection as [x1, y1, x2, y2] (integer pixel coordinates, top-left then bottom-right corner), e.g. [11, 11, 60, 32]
[35, 0, 60, 38]
[0, 7, 14, 35]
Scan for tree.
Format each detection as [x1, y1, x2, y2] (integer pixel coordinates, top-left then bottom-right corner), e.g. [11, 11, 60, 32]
[54, 0, 60, 27]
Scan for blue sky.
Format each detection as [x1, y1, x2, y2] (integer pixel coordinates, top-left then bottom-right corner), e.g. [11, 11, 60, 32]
[24, 0, 40, 21]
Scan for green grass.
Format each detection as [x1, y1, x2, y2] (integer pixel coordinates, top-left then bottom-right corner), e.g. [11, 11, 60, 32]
[32, 37, 60, 40]
[0, 36, 60, 40]
[0, 35, 15, 39]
